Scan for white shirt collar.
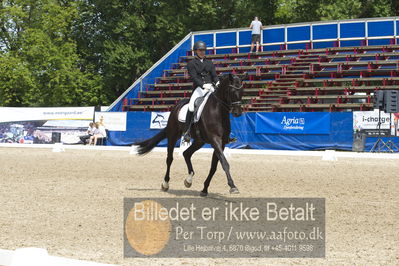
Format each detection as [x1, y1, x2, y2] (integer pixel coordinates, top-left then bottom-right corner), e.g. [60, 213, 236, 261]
[196, 56, 204, 62]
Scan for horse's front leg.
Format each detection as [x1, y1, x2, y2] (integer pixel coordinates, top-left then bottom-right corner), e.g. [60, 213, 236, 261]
[201, 150, 219, 197]
[209, 137, 239, 194]
[182, 139, 204, 188]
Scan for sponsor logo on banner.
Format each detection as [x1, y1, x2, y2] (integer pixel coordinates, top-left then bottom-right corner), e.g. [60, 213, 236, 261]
[0, 107, 94, 123]
[353, 110, 397, 136]
[95, 112, 127, 131]
[255, 113, 330, 134]
[150, 112, 170, 129]
[281, 116, 305, 131]
[0, 107, 94, 144]
[353, 110, 390, 130]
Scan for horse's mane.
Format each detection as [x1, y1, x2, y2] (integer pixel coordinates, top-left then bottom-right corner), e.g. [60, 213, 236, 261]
[219, 73, 233, 87]
[218, 73, 242, 90]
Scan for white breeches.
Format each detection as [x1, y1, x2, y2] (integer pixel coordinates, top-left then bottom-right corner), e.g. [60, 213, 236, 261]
[188, 85, 213, 112]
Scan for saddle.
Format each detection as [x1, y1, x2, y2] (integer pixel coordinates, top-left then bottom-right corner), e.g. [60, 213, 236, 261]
[178, 92, 212, 123]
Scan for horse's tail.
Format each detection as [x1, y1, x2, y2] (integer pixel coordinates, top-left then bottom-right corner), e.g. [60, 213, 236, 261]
[133, 128, 167, 155]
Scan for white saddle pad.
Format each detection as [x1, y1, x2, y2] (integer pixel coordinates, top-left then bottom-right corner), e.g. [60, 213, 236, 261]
[178, 92, 212, 123]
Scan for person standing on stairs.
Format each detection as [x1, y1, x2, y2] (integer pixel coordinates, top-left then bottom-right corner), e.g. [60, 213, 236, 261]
[249, 16, 264, 53]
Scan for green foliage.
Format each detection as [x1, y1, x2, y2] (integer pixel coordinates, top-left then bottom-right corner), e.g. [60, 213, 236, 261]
[275, 0, 320, 23]
[0, 0, 398, 107]
[318, 0, 363, 20]
[0, 0, 104, 107]
[0, 54, 34, 106]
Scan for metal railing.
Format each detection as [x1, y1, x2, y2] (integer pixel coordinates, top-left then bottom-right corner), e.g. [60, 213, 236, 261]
[190, 17, 399, 54]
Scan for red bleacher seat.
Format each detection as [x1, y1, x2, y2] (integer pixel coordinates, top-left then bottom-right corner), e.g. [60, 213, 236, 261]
[122, 45, 399, 112]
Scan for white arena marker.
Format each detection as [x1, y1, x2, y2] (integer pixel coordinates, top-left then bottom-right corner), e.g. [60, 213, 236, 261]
[10, 247, 49, 266]
[129, 145, 138, 155]
[224, 147, 232, 158]
[322, 150, 338, 161]
[52, 143, 65, 153]
[0, 247, 116, 266]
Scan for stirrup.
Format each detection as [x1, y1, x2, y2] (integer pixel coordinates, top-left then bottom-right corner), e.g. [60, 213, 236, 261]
[183, 132, 191, 142]
[228, 137, 237, 143]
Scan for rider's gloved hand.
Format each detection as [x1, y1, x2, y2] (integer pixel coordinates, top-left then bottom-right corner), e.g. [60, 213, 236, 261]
[215, 81, 220, 88]
[203, 83, 214, 92]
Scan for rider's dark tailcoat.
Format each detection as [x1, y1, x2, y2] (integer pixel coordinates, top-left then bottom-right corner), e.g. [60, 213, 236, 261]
[187, 56, 219, 91]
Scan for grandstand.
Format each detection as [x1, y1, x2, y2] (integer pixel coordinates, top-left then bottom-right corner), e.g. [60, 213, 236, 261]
[105, 17, 399, 150]
[123, 45, 399, 112]
[108, 17, 399, 113]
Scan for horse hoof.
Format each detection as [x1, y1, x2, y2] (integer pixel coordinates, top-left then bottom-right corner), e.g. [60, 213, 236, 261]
[184, 179, 192, 188]
[161, 183, 169, 192]
[230, 187, 239, 194]
[200, 191, 208, 197]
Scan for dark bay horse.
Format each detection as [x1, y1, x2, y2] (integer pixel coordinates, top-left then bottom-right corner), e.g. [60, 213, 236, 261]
[134, 73, 244, 196]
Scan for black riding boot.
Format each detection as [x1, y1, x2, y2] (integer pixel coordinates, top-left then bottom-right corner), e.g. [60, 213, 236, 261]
[183, 111, 194, 142]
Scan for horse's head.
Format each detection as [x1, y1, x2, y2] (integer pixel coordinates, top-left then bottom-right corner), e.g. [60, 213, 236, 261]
[219, 73, 245, 117]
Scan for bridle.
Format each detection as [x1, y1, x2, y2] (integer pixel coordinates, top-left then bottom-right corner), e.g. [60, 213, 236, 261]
[212, 82, 243, 112]
[228, 84, 243, 107]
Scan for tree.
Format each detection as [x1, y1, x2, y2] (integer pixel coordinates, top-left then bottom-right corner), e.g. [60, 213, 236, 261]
[0, 0, 104, 107]
[275, 0, 321, 23]
[1, 0, 398, 107]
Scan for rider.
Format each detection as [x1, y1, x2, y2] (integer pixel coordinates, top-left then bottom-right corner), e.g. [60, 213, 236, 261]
[183, 41, 220, 142]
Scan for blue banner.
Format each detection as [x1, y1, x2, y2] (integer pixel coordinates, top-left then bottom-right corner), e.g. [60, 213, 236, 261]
[255, 112, 331, 134]
[107, 111, 399, 151]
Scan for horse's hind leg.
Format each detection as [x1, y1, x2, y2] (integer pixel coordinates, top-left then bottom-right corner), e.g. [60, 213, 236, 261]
[183, 140, 204, 188]
[161, 135, 178, 192]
